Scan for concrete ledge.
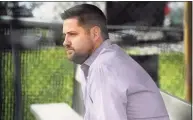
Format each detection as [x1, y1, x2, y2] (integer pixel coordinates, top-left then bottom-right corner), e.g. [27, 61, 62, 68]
[30, 103, 83, 120]
[160, 91, 192, 120]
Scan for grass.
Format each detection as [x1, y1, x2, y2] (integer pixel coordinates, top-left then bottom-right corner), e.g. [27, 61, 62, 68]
[158, 52, 185, 99]
[1, 47, 185, 120]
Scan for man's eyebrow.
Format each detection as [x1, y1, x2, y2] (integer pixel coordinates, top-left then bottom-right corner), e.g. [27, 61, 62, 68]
[64, 31, 77, 34]
[63, 31, 77, 34]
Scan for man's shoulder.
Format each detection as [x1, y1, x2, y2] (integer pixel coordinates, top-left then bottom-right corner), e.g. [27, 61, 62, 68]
[90, 44, 133, 76]
[94, 44, 127, 65]
[89, 45, 119, 76]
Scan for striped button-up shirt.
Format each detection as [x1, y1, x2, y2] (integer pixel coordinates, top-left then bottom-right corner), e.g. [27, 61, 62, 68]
[79, 40, 169, 120]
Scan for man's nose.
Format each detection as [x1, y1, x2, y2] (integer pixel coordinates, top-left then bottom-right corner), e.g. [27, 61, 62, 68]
[63, 37, 71, 48]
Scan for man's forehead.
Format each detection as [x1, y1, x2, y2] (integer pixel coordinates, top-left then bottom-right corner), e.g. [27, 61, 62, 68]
[63, 18, 79, 25]
[63, 18, 81, 32]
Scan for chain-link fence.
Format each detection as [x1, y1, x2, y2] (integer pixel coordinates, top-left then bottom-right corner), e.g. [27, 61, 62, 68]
[0, 1, 187, 120]
[0, 42, 74, 120]
[0, 17, 74, 120]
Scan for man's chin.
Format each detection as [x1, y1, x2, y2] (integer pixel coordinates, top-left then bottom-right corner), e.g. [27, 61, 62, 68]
[71, 59, 85, 65]
[70, 55, 89, 65]
[67, 56, 76, 63]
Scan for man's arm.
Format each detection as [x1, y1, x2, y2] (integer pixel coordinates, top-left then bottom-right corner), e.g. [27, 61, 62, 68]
[90, 64, 169, 120]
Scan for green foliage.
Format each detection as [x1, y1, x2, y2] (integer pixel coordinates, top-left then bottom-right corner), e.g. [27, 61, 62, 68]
[2, 47, 74, 120]
[159, 52, 185, 99]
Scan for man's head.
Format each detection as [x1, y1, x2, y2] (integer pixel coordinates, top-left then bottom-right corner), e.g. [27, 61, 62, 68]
[61, 4, 109, 64]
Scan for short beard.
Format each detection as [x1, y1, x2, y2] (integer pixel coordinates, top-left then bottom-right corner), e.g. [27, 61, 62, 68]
[70, 53, 90, 64]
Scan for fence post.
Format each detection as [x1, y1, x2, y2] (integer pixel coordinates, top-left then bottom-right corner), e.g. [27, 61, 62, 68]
[184, 1, 192, 103]
[11, 22, 23, 120]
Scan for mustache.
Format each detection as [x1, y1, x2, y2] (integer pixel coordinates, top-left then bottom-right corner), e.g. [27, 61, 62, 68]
[65, 47, 74, 51]
[64, 45, 74, 51]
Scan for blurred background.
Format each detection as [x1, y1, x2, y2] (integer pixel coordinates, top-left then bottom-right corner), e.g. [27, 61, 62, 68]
[0, 1, 191, 120]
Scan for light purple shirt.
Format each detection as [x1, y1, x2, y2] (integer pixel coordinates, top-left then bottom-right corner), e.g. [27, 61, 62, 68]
[79, 40, 169, 120]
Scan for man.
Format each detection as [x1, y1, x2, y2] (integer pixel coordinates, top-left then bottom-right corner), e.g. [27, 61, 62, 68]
[61, 4, 169, 120]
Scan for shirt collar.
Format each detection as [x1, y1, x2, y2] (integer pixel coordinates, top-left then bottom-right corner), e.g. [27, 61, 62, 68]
[81, 39, 112, 68]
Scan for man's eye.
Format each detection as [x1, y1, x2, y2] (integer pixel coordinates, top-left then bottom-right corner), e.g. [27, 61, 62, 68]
[69, 33, 77, 36]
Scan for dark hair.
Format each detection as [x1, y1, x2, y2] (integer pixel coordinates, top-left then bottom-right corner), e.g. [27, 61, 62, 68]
[61, 4, 109, 40]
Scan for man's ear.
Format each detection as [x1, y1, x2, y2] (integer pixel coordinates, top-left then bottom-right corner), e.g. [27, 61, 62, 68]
[90, 26, 101, 40]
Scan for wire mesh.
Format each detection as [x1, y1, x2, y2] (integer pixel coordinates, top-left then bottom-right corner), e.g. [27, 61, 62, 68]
[20, 47, 74, 120]
[0, 49, 14, 120]
[0, 26, 74, 120]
